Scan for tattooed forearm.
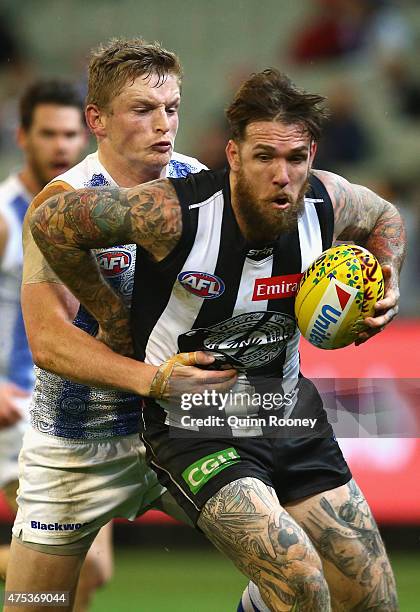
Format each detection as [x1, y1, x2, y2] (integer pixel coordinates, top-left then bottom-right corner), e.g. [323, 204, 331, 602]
[31, 179, 181, 257]
[29, 179, 181, 332]
[364, 205, 406, 290]
[198, 478, 331, 611]
[29, 188, 129, 335]
[313, 170, 407, 281]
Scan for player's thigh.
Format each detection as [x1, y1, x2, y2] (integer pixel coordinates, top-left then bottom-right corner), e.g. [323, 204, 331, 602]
[81, 522, 113, 587]
[198, 476, 323, 582]
[4, 536, 85, 611]
[285, 478, 397, 609]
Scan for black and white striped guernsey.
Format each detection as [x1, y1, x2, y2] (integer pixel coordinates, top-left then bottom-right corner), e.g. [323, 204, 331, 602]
[133, 169, 334, 434]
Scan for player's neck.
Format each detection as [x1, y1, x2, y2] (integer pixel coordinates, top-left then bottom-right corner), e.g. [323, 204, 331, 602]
[97, 148, 166, 188]
[18, 166, 44, 197]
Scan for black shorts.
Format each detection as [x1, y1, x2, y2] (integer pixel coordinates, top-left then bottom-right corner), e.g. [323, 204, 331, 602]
[141, 422, 352, 524]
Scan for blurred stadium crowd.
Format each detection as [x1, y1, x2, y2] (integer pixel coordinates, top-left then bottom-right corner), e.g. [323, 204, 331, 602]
[0, 0, 419, 314]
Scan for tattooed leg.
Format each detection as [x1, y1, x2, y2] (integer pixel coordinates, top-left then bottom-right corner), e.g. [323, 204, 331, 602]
[197, 477, 331, 611]
[285, 479, 399, 611]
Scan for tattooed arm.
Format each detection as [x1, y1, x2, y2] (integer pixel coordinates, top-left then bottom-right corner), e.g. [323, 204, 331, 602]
[313, 169, 407, 344]
[29, 179, 181, 346]
[314, 170, 406, 267]
[21, 181, 155, 394]
[29, 180, 238, 397]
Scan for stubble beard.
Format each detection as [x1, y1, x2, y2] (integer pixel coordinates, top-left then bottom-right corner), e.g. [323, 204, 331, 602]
[32, 161, 50, 189]
[234, 168, 309, 244]
[27, 148, 54, 190]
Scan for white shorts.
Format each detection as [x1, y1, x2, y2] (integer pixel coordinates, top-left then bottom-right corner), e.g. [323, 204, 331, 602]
[12, 428, 165, 546]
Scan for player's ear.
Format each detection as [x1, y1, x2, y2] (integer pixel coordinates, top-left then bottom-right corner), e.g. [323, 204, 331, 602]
[85, 104, 107, 138]
[309, 140, 317, 168]
[226, 139, 241, 172]
[16, 126, 28, 151]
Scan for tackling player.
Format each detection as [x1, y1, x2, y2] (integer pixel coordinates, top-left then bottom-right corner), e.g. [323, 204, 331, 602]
[4, 38, 208, 612]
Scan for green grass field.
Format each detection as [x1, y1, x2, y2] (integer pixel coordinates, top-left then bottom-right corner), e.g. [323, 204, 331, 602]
[2, 549, 420, 610]
[91, 549, 246, 612]
[89, 549, 420, 612]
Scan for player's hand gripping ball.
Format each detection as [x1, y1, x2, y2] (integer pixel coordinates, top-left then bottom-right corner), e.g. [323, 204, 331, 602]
[295, 244, 384, 349]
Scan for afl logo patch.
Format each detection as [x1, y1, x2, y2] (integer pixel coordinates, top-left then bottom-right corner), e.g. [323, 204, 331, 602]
[97, 249, 132, 277]
[178, 271, 225, 299]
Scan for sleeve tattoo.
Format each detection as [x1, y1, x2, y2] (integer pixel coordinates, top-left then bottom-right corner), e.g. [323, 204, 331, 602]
[313, 170, 407, 280]
[29, 179, 181, 326]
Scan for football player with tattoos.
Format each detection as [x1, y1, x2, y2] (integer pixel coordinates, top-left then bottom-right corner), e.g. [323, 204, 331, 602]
[4, 38, 209, 612]
[28, 70, 405, 611]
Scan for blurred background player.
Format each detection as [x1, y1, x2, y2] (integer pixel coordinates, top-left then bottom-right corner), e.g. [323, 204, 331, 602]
[0, 79, 87, 582]
[5, 38, 207, 612]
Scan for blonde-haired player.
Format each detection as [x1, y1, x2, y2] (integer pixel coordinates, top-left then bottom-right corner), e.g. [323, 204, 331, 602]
[5, 38, 207, 611]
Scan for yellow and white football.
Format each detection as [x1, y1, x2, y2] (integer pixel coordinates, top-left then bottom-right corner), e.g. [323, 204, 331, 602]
[295, 244, 384, 349]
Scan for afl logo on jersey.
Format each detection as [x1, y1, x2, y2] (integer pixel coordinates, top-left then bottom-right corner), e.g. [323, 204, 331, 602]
[178, 271, 225, 299]
[97, 249, 132, 277]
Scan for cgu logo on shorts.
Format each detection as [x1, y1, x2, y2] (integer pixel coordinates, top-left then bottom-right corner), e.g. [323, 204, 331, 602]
[97, 249, 132, 277]
[182, 448, 240, 494]
[178, 271, 225, 299]
[30, 520, 89, 532]
[253, 273, 303, 301]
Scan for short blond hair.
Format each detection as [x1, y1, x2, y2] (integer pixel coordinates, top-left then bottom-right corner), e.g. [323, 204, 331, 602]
[87, 37, 183, 110]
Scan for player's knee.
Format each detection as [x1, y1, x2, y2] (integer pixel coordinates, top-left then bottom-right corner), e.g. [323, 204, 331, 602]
[75, 558, 111, 612]
[79, 553, 113, 592]
[89, 563, 112, 590]
[0, 544, 10, 582]
[258, 556, 329, 609]
[294, 563, 329, 602]
[97, 562, 113, 588]
[331, 570, 398, 612]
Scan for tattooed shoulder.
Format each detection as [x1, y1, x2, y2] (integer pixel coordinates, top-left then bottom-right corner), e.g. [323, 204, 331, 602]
[22, 215, 62, 284]
[312, 169, 390, 244]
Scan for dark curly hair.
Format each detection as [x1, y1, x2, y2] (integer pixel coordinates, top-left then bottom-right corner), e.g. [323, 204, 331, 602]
[226, 69, 329, 142]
